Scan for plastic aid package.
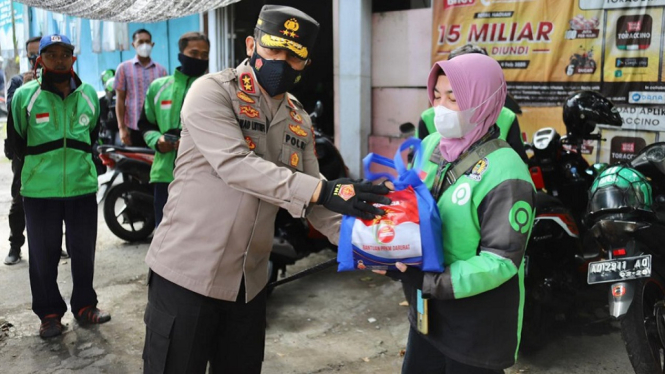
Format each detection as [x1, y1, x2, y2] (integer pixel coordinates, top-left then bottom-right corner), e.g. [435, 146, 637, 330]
[337, 138, 445, 272]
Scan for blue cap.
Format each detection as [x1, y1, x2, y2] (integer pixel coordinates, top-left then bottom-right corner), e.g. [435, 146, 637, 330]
[39, 34, 75, 54]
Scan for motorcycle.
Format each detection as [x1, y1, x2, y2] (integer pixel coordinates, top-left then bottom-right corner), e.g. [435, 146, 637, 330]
[97, 145, 156, 242]
[566, 46, 597, 76]
[586, 143, 665, 373]
[520, 91, 622, 353]
[268, 101, 349, 293]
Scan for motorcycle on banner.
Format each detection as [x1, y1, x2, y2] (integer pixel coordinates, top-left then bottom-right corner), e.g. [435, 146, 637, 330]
[520, 91, 622, 352]
[565, 46, 597, 76]
[586, 143, 665, 374]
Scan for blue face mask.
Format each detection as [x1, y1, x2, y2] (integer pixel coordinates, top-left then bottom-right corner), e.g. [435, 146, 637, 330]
[249, 48, 302, 97]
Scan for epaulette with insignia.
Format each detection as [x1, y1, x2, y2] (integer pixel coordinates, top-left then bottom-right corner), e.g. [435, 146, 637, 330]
[286, 94, 304, 110]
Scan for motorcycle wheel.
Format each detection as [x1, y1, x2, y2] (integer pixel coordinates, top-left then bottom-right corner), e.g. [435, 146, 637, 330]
[103, 183, 155, 242]
[621, 275, 665, 374]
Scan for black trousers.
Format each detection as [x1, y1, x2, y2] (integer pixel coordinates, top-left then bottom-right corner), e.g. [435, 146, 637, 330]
[8, 158, 25, 250]
[402, 327, 505, 374]
[129, 128, 147, 148]
[23, 195, 98, 320]
[153, 183, 169, 228]
[143, 271, 266, 374]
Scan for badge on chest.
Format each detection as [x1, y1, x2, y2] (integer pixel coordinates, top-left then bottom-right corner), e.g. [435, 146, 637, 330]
[284, 132, 307, 150]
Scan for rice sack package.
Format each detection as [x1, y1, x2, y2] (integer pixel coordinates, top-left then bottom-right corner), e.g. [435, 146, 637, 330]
[337, 138, 444, 272]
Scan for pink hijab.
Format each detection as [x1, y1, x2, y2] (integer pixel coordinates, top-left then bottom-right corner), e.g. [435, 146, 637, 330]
[426, 54, 507, 162]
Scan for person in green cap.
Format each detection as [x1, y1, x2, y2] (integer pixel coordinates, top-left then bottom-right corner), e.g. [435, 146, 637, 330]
[9, 33, 111, 339]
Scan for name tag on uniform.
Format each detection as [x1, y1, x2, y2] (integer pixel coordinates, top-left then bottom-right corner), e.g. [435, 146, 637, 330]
[161, 100, 172, 110]
[417, 289, 429, 335]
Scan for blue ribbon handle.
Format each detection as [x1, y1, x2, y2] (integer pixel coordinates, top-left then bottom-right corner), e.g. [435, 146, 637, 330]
[363, 153, 397, 182]
[394, 137, 423, 175]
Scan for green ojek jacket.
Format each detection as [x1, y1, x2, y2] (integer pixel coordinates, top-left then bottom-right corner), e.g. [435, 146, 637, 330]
[139, 69, 198, 183]
[404, 129, 535, 370]
[11, 77, 100, 198]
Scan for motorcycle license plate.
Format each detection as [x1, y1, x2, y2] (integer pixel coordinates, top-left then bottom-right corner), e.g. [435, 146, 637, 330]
[587, 255, 652, 285]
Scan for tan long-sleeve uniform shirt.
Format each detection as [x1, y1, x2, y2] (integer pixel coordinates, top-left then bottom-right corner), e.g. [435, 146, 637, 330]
[145, 60, 341, 302]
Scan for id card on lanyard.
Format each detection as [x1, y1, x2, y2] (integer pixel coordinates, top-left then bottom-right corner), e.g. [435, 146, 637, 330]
[417, 289, 429, 334]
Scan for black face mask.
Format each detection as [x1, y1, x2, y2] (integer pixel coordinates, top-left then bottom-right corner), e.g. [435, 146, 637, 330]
[178, 53, 209, 77]
[42, 69, 71, 84]
[28, 55, 38, 69]
[249, 50, 302, 97]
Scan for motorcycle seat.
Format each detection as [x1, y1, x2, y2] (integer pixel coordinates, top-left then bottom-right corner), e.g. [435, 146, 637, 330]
[535, 191, 564, 209]
[98, 145, 155, 155]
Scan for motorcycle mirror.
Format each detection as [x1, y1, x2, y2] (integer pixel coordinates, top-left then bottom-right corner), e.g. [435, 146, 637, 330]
[399, 122, 415, 136]
[310, 101, 324, 120]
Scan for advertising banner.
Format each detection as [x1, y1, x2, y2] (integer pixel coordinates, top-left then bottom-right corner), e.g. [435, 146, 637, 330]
[0, 1, 24, 57]
[432, 0, 665, 163]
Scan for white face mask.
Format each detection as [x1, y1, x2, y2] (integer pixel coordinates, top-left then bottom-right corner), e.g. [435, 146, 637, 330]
[136, 43, 152, 58]
[434, 105, 477, 139]
[433, 83, 505, 139]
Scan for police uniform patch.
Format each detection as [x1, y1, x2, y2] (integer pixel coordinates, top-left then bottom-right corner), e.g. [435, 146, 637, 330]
[239, 119, 266, 133]
[237, 91, 255, 103]
[79, 114, 90, 127]
[245, 136, 256, 150]
[290, 152, 299, 167]
[284, 132, 307, 150]
[287, 97, 296, 109]
[289, 124, 308, 137]
[469, 158, 489, 181]
[290, 110, 303, 123]
[336, 184, 355, 201]
[240, 105, 260, 119]
[240, 73, 255, 94]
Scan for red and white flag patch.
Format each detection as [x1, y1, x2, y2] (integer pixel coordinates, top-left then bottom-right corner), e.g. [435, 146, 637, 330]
[161, 100, 172, 110]
[36, 113, 49, 124]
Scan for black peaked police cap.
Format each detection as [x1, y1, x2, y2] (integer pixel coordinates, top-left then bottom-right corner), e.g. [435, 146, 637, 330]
[255, 5, 319, 60]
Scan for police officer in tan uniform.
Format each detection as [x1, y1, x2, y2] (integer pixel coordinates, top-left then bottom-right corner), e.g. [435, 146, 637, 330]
[142, 5, 390, 373]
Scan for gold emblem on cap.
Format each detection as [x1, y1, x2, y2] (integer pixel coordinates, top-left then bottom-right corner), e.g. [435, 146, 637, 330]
[260, 34, 308, 59]
[281, 18, 300, 38]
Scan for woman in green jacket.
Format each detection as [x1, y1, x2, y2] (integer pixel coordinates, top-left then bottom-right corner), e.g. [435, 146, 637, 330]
[378, 54, 536, 373]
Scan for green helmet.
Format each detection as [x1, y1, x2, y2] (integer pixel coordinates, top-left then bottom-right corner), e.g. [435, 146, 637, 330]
[104, 77, 115, 93]
[587, 165, 652, 218]
[101, 69, 115, 85]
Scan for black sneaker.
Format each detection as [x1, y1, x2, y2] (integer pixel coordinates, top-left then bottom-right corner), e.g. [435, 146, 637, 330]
[39, 314, 63, 339]
[4, 247, 21, 265]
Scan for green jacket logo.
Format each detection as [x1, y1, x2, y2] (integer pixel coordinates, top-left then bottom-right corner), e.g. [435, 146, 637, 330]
[79, 114, 90, 127]
[452, 183, 471, 205]
[509, 201, 532, 234]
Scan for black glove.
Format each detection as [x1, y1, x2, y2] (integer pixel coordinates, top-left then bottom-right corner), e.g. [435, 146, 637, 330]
[385, 266, 425, 289]
[317, 178, 391, 219]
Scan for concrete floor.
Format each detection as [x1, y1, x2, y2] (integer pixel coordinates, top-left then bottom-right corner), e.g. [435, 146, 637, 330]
[0, 128, 635, 373]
